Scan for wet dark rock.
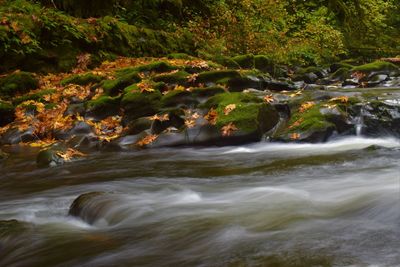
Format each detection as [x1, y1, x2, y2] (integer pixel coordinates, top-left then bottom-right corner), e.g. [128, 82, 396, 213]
[1, 127, 37, 145]
[36, 144, 67, 168]
[0, 149, 8, 160]
[69, 192, 121, 225]
[264, 80, 297, 91]
[161, 90, 198, 108]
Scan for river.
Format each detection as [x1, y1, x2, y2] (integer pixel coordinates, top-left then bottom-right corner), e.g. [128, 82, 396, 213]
[0, 137, 399, 267]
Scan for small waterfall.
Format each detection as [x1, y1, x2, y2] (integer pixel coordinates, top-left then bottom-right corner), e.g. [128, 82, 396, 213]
[354, 105, 366, 136]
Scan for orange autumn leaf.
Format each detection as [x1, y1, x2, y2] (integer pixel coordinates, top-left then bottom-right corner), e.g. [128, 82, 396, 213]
[204, 108, 218, 125]
[263, 94, 274, 103]
[221, 122, 238, 137]
[149, 114, 170, 122]
[57, 148, 86, 161]
[288, 118, 304, 129]
[136, 134, 158, 147]
[290, 133, 301, 140]
[329, 96, 349, 103]
[299, 101, 315, 113]
[224, 104, 236, 115]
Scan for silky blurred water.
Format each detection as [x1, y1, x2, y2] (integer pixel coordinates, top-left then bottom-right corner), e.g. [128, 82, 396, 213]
[0, 137, 399, 267]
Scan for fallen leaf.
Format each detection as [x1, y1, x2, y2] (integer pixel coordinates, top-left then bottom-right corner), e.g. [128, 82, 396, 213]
[299, 101, 315, 113]
[263, 94, 274, 103]
[204, 108, 218, 125]
[290, 133, 301, 140]
[221, 122, 238, 137]
[136, 134, 158, 147]
[224, 104, 236, 115]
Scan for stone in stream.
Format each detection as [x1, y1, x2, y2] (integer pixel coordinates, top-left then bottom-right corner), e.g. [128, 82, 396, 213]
[36, 145, 67, 168]
[0, 148, 8, 160]
[0, 220, 31, 237]
[69, 192, 122, 226]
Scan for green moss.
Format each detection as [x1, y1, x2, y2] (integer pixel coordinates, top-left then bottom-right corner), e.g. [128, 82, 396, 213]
[254, 55, 273, 72]
[167, 53, 192, 59]
[122, 91, 162, 119]
[161, 90, 197, 107]
[153, 71, 190, 85]
[134, 61, 178, 73]
[12, 89, 57, 105]
[0, 100, 15, 126]
[330, 67, 350, 80]
[196, 70, 241, 84]
[86, 95, 120, 110]
[61, 73, 104, 86]
[0, 72, 39, 97]
[203, 92, 262, 109]
[287, 104, 335, 133]
[231, 54, 255, 69]
[351, 61, 399, 73]
[203, 92, 278, 134]
[101, 70, 141, 95]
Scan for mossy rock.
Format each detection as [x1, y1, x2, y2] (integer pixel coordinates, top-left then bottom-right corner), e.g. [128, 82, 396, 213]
[134, 61, 178, 73]
[281, 103, 338, 142]
[0, 100, 15, 126]
[153, 71, 190, 85]
[254, 55, 275, 73]
[61, 73, 104, 86]
[191, 86, 226, 98]
[215, 56, 241, 69]
[330, 62, 353, 73]
[204, 92, 278, 135]
[167, 53, 192, 60]
[12, 89, 56, 105]
[351, 61, 400, 75]
[231, 54, 255, 69]
[0, 72, 39, 97]
[161, 90, 198, 108]
[330, 67, 351, 81]
[102, 77, 139, 96]
[196, 70, 241, 84]
[86, 95, 121, 119]
[122, 91, 162, 121]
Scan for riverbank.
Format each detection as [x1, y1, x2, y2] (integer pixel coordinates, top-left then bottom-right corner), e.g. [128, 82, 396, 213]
[1, 55, 400, 167]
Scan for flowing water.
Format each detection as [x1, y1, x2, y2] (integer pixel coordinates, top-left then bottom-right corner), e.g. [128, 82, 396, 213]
[0, 137, 399, 267]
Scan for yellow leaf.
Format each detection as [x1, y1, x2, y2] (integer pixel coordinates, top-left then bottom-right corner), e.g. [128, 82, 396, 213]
[299, 101, 315, 113]
[136, 134, 158, 147]
[263, 94, 274, 103]
[224, 104, 236, 115]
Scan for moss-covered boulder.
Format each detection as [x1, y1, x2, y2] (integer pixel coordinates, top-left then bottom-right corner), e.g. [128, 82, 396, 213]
[0, 72, 39, 97]
[101, 70, 141, 96]
[351, 61, 400, 76]
[12, 89, 56, 106]
[204, 92, 279, 142]
[122, 91, 162, 121]
[61, 73, 104, 86]
[153, 71, 190, 85]
[161, 90, 198, 108]
[231, 54, 255, 69]
[167, 53, 193, 60]
[196, 70, 241, 84]
[86, 95, 121, 120]
[0, 100, 15, 126]
[278, 103, 346, 142]
[134, 61, 178, 73]
[254, 55, 275, 74]
[330, 67, 351, 81]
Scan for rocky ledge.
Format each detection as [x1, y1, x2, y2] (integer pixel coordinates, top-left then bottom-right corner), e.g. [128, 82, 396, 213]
[1, 55, 400, 167]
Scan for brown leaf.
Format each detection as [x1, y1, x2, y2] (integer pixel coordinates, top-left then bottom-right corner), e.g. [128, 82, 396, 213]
[221, 122, 238, 137]
[290, 133, 301, 140]
[136, 134, 158, 147]
[204, 108, 218, 125]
